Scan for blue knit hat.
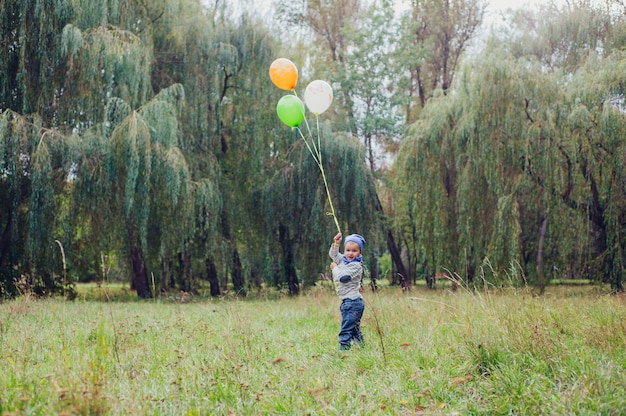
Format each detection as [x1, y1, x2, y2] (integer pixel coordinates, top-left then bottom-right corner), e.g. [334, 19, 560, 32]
[344, 234, 365, 251]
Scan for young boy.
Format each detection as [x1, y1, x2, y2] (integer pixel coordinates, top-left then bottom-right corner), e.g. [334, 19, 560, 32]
[329, 232, 365, 351]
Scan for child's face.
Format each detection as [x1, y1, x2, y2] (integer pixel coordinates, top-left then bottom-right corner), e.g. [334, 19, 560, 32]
[344, 242, 361, 261]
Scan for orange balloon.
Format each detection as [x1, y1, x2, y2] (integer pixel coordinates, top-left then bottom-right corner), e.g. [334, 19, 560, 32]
[269, 58, 298, 90]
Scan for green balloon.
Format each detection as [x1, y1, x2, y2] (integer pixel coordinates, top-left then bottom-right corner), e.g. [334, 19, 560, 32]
[276, 95, 305, 127]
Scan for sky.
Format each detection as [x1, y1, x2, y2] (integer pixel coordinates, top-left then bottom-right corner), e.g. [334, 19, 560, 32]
[487, 0, 550, 12]
[484, 0, 565, 22]
[202, 0, 564, 50]
[206, 0, 561, 20]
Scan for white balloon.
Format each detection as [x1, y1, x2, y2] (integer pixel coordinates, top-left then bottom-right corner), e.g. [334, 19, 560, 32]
[304, 80, 333, 114]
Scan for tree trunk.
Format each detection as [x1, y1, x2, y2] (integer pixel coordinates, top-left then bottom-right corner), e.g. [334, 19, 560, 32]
[272, 255, 280, 288]
[232, 249, 245, 296]
[180, 250, 193, 293]
[466, 264, 475, 284]
[0, 210, 13, 272]
[424, 260, 435, 289]
[374, 191, 410, 290]
[206, 257, 221, 297]
[279, 224, 299, 296]
[38, 272, 56, 296]
[537, 212, 548, 295]
[582, 166, 621, 291]
[369, 254, 378, 292]
[160, 257, 173, 293]
[219, 208, 246, 296]
[127, 226, 151, 299]
[250, 258, 263, 292]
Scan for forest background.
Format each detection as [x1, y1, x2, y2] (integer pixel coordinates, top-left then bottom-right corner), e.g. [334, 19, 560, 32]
[0, 0, 625, 299]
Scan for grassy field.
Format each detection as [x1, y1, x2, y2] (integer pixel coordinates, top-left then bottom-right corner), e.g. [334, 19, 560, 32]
[1, 283, 625, 415]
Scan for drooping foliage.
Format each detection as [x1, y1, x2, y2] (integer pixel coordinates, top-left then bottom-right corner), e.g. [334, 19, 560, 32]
[0, 0, 222, 298]
[88, 84, 213, 298]
[260, 122, 380, 292]
[59, 25, 153, 130]
[278, 0, 487, 288]
[397, 3, 626, 290]
[3, 0, 363, 298]
[0, 112, 65, 296]
[2, 0, 624, 299]
[148, 0, 292, 296]
[502, 0, 623, 72]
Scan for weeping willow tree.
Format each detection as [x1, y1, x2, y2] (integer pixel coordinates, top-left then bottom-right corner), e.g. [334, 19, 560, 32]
[55, 0, 212, 298]
[0, 0, 156, 128]
[562, 52, 626, 291]
[0, 111, 75, 297]
[104, 1, 285, 297]
[152, 1, 297, 295]
[208, 15, 284, 295]
[65, 87, 221, 299]
[0, 0, 156, 295]
[0, 112, 31, 296]
[0, 84, 219, 299]
[277, 0, 489, 289]
[119, 0, 228, 295]
[396, 3, 626, 291]
[259, 122, 380, 295]
[73, 84, 218, 298]
[501, 0, 626, 291]
[0, 0, 225, 298]
[0, 0, 74, 119]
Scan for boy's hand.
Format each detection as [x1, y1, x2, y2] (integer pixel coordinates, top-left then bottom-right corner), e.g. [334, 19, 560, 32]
[333, 233, 342, 246]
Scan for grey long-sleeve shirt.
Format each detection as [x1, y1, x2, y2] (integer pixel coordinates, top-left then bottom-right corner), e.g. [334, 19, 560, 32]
[329, 244, 363, 300]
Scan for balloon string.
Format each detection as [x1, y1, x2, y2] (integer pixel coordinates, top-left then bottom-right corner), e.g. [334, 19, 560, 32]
[314, 114, 340, 235]
[296, 125, 341, 236]
[296, 125, 321, 166]
[292, 90, 340, 235]
[314, 114, 321, 174]
[292, 90, 314, 141]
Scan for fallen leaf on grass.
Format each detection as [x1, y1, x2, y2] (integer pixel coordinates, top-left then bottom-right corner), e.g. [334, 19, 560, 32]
[451, 375, 473, 385]
[307, 386, 329, 395]
[271, 357, 286, 365]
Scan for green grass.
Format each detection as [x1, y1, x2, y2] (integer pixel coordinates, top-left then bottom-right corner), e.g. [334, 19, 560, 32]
[1, 284, 625, 415]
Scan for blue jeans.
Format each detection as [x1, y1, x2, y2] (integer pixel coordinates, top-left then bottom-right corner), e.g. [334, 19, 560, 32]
[339, 297, 364, 350]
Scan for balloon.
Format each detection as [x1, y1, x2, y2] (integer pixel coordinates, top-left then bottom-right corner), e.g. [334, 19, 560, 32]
[276, 95, 305, 127]
[304, 80, 333, 114]
[269, 58, 298, 91]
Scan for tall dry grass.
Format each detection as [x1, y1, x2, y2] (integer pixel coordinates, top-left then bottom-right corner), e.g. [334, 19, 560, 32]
[1, 284, 624, 415]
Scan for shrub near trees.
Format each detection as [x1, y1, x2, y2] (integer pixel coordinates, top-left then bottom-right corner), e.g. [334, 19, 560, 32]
[1, 0, 624, 298]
